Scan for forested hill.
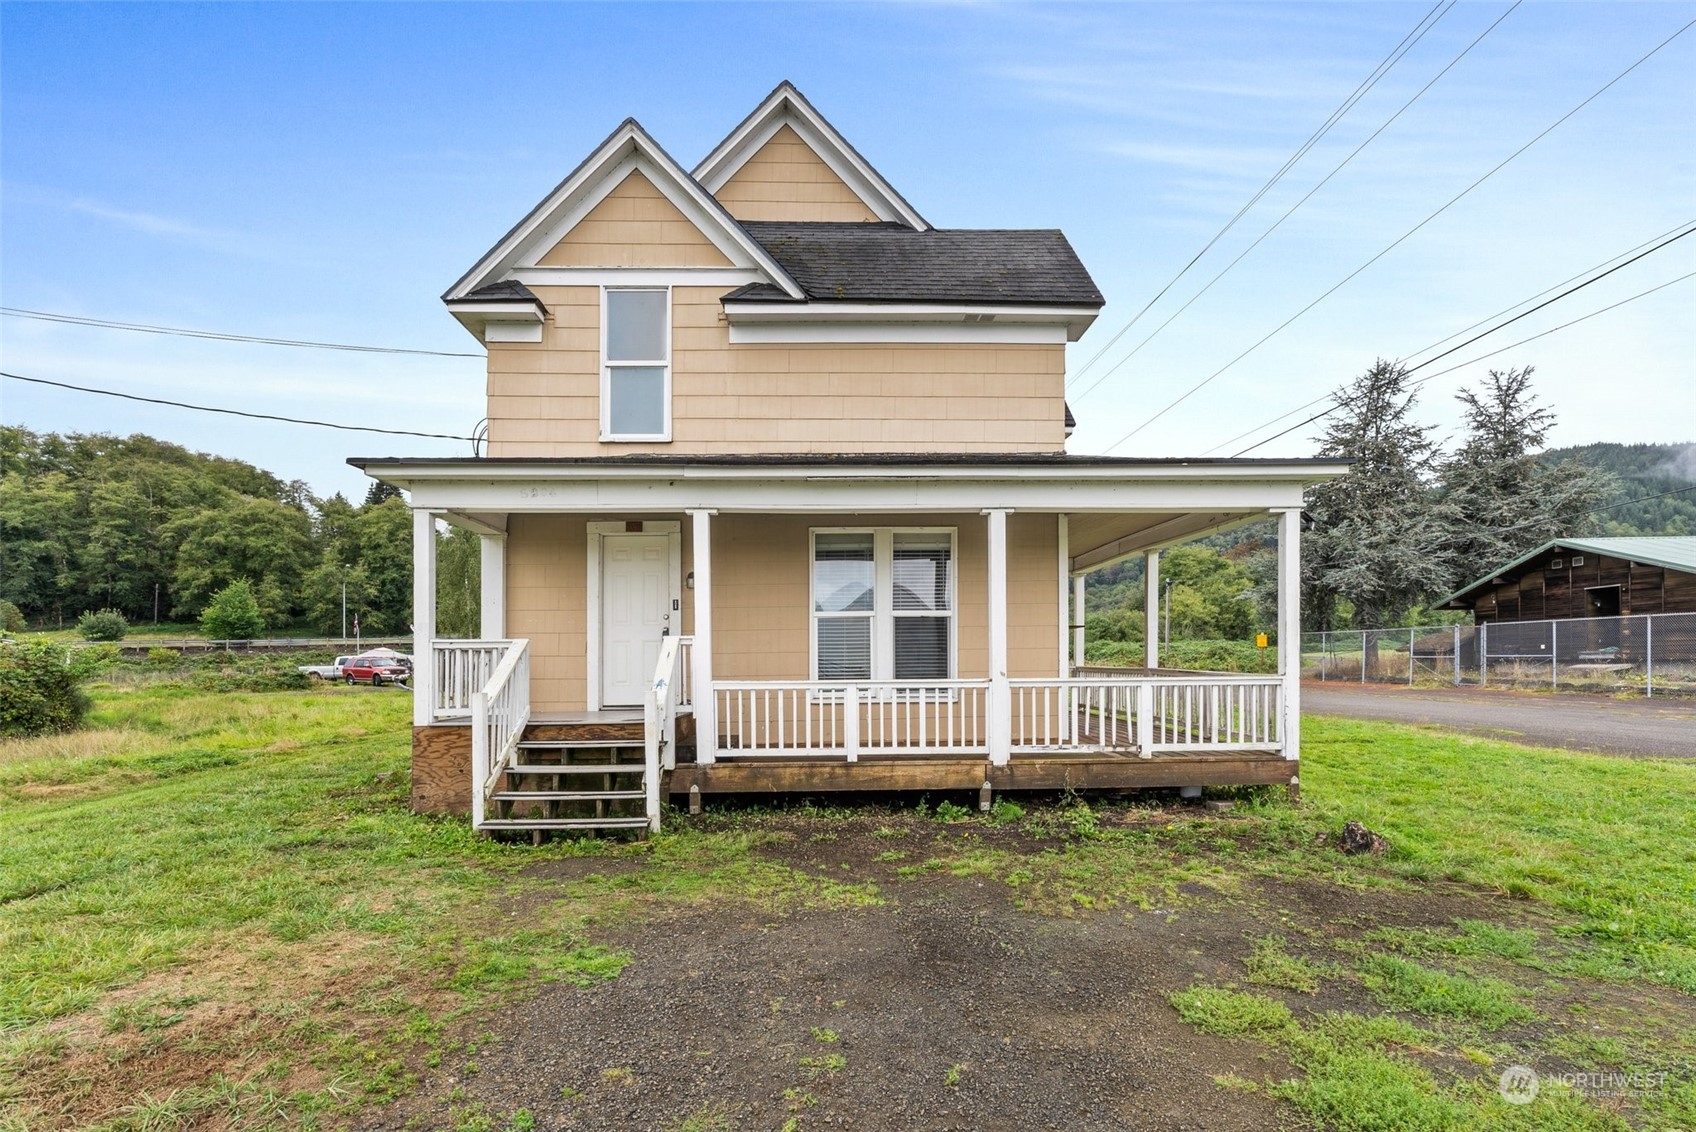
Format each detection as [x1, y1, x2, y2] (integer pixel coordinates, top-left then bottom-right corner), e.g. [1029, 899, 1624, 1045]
[0, 427, 412, 631]
[1542, 442, 1696, 535]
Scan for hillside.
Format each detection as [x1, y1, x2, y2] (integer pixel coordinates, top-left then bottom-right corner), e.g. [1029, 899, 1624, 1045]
[1542, 442, 1696, 535]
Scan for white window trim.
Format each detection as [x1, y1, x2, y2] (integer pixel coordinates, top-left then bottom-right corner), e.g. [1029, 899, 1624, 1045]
[599, 286, 672, 442]
[809, 526, 957, 686]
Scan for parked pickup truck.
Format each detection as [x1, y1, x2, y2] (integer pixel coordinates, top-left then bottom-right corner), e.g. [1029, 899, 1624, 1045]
[299, 656, 355, 681]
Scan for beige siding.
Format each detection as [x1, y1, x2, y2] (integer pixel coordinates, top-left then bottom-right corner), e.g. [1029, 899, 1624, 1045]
[714, 125, 881, 223]
[537, 170, 732, 268]
[508, 512, 1061, 711]
[486, 285, 1068, 456]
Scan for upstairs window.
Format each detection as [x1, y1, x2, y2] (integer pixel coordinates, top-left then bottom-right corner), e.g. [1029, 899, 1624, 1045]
[601, 288, 670, 441]
[811, 528, 955, 683]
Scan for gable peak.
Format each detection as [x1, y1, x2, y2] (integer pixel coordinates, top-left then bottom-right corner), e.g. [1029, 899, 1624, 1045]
[693, 81, 929, 231]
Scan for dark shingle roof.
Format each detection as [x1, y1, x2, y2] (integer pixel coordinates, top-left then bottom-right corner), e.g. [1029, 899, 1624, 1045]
[457, 280, 543, 305]
[724, 222, 1103, 307]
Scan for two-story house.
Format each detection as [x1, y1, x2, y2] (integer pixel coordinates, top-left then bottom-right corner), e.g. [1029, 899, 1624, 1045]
[353, 83, 1346, 835]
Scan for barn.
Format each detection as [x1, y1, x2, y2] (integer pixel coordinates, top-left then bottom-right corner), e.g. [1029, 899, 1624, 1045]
[1434, 536, 1696, 623]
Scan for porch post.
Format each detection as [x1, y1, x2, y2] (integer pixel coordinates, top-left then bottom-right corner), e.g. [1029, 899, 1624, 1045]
[1277, 507, 1301, 764]
[1144, 550, 1161, 669]
[689, 509, 716, 765]
[1072, 575, 1087, 671]
[986, 509, 1011, 765]
[412, 509, 437, 727]
[479, 533, 506, 640]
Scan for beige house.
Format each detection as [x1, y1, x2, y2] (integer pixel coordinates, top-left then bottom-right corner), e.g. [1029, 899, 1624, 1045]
[354, 83, 1346, 835]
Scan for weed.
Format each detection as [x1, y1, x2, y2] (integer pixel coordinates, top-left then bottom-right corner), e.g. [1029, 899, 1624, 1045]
[505, 1110, 536, 1132]
[871, 826, 905, 840]
[1245, 935, 1325, 994]
[783, 1087, 818, 1110]
[934, 801, 972, 823]
[810, 1027, 839, 1043]
[872, 850, 907, 863]
[1357, 954, 1536, 1028]
[669, 1102, 732, 1132]
[987, 798, 1025, 825]
[1212, 1072, 1259, 1093]
[601, 1066, 636, 1086]
[799, 1053, 847, 1079]
[1169, 986, 1293, 1039]
[943, 1063, 965, 1086]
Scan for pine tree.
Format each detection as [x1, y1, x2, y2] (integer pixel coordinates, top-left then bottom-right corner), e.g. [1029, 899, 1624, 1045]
[1441, 367, 1616, 584]
[1303, 360, 1457, 631]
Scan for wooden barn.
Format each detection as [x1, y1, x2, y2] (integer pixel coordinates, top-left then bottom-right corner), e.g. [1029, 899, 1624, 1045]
[1434, 536, 1696, 623]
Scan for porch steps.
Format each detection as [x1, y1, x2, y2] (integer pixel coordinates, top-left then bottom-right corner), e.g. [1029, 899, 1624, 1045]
[483, 732, 652, 838]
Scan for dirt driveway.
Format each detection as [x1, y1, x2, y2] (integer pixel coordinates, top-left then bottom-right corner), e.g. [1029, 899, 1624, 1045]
[1304, 683, 1696, 758]
[367, 811, 1693, 1132]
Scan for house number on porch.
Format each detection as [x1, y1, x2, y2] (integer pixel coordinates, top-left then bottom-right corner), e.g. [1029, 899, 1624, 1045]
[517, 486, 558, 499]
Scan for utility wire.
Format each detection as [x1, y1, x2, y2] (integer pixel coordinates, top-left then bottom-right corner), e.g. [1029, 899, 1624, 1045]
[1227, 269, 1696, 456]
[0, 307, 483, 358]
[1580, 485, 1696, 516]
[1066, 0, 1453, 386]
[1201, 218, 1696, 455]
[1, 371, 478, 441]
[1100, 16, 1696, 455]
[1072, 0, 1521, 407]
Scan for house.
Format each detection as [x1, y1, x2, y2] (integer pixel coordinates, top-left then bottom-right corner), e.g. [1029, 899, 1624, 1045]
[352, 82, 1348, 835]
[1434, 536, 1696, 623]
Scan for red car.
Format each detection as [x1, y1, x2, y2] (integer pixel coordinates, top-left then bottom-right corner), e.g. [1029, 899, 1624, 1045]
[343, 656, 410, 687]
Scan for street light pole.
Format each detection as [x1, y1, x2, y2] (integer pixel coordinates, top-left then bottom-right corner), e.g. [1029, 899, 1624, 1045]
[341, 568, 348, 642]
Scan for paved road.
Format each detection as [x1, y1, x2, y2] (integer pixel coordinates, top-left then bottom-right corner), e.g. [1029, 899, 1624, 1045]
[1303, 684, 1696, 759]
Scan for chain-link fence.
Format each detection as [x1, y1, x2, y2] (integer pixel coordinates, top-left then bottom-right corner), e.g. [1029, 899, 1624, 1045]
[1301, 611, 1696, 697]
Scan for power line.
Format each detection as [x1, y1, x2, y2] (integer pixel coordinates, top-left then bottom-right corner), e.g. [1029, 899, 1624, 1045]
[1202, 218, 1696, 455]
[1071, 0, 1521, 407]
[1099, 16, 1695, 455]
[1, 371, 478, 441]
[1228, 269, 1695, 456]
[1581, 485, 1696, 516]
[0, 307, 483, 358]
[1066, 0, 1454, 387]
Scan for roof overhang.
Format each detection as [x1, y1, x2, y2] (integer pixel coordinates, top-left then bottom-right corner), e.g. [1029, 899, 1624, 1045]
[442, 118, 803, 308]
[350, 456, 1346, 570]
[443, 299, 547, 343]
[720, 301, 1101, 343]
[693, 81, 929, 231]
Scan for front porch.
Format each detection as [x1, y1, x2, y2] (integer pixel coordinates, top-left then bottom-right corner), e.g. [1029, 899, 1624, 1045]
[371, 454, 1333, 833]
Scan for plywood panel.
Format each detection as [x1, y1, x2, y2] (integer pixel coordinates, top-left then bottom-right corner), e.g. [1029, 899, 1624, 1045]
[413, 725, 471, 814]
[714, 125, 881, 223]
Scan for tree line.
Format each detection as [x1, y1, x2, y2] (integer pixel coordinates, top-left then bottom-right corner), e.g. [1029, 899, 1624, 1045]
[0, 427, 454, 635]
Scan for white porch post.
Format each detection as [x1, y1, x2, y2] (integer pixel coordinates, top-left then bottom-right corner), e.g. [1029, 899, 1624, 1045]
[479, 533, 506, 640]
[1277, 507, 1302, 765]
[1144, 550, 1161, 669]
[1072, 575, 1086, 671]
[412, 509, 437, 727]
[1057, 514, 1070, 677]
[689, 509, 716, 765]
[986, 509, 1011, 766]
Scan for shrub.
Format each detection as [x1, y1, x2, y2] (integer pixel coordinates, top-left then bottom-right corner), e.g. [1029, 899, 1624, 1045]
[0, 641, 91, 738]
[76, 608, 129, 641]
[0, 599, 25, 634]
[146, 647, 182, 668]
[199, 580, 265, 640]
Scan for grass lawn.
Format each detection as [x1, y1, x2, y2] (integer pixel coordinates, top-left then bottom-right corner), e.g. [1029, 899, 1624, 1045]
[1, 684, 1692, 1130]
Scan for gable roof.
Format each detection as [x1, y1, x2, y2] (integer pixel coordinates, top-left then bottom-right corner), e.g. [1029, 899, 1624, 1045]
[1434, 536, 1696, 608]
[722, 222, 1104, 306]
[693, 81, 929, 231]
[443, 118, 802, 302]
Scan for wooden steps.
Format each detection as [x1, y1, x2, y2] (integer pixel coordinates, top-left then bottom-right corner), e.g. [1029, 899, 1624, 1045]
[479, 725, 653, 839]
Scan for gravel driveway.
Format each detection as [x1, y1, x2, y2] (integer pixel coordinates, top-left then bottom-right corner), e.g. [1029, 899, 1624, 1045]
[1304, 683, 1696, 758]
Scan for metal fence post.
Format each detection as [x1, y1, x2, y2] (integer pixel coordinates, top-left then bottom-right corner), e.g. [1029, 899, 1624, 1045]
[1453, 625, 1462, 685]
[1646, 616, 1654, 699]
[1480, 622, 1489, 686]
[1409, 628, 1415, 685]
[1551, 620, 1558, 690]
[1360, 630, 1367, 684]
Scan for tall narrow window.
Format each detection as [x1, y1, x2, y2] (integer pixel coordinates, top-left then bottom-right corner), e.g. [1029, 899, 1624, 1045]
[811, 529, 955, 683]
[602, 288, 669, 440]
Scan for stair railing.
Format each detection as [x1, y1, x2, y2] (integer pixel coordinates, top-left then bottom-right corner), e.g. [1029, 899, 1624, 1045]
[471, 638, 531, 829]
[643, 634, 691, 833]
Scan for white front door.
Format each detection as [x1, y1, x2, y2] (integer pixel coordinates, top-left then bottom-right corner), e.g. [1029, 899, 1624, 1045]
[601, 533, 671, 706]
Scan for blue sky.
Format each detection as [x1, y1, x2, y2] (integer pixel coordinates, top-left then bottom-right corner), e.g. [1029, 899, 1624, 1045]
[3, 1, 1692, 500]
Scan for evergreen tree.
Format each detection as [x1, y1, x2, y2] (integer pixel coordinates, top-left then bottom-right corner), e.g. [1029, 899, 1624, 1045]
[199, 579, 265, 640]
[1441, 367, 1615, 586]
[364, 480, 403, 506]
[1303, 360, 1457, 631]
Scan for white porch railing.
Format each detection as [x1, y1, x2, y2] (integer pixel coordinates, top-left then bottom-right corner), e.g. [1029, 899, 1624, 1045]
[470, 639, 531, 828]
[1148, 675, 1281, 751]
[714, 681, 990, 759]
[1013, 674, 1282, 755]
[434, 640, 515, 719]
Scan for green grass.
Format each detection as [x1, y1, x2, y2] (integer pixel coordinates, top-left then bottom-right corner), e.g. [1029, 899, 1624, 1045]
[1245, 934, 1327, 994]
[1300, 716, 1696, 991]
[1356, 954, 1536, 1029]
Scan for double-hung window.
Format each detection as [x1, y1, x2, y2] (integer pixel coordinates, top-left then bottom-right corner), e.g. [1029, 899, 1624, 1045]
[811, 528, 955, 683]
[601, 287, 670, 441]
